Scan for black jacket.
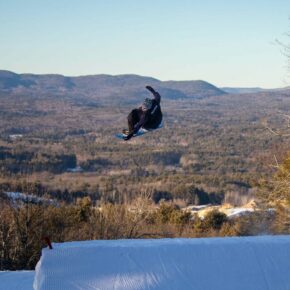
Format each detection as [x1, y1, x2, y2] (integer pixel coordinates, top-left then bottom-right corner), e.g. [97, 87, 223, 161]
[132, 91, 162, 134]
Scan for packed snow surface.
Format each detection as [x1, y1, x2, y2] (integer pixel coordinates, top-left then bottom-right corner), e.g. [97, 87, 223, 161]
[0, 271, 34, 290]
[34, 235, 290, 290]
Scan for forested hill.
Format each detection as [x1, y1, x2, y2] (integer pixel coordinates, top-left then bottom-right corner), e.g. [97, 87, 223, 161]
[0, 70, 225, 103]
[221, 86, 290, 94]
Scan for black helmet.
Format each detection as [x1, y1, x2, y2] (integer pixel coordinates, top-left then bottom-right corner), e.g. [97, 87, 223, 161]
[141, 98, 153, 111]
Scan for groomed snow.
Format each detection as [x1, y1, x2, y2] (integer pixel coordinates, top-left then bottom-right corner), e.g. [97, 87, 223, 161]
[34, 235, 290, 290]
[0, 271, 34, 290]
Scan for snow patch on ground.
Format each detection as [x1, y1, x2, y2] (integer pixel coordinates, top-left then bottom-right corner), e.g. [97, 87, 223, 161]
[184, 200, 259, 219]
[66, 166, 83, 173]
[34, 235, 290, 290]
[225, 207, 255, 217]
[0, 271, 34, 290]
[9, 134, 23, 140]
[3, 192, 56, 205]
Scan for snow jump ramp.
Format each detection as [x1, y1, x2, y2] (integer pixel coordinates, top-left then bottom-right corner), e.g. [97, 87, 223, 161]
[34, 235, 290, 290]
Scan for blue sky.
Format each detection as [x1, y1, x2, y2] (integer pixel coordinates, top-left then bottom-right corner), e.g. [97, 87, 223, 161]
[0, 0, 289, 88]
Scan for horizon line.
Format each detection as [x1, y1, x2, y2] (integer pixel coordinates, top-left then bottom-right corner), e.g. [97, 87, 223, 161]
[0, 68, 287, 90]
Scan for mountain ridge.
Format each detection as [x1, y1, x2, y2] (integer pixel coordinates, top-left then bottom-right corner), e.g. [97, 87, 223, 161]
[0, 70, 225, 102]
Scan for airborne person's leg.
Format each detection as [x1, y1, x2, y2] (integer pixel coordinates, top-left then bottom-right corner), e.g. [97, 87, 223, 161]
[127, 109, 140, 133]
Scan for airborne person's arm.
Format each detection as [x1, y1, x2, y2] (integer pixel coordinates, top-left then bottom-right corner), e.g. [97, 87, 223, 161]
[146, 86, 161, 104]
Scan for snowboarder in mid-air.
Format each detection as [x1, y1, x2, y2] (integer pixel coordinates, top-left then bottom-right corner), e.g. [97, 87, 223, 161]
[122, 86, 163, 141]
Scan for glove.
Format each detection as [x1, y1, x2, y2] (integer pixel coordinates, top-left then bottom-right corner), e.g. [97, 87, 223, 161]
[145, 86, 156, 94]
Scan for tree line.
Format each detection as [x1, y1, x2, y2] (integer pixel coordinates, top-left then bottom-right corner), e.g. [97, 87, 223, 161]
[1, 193, 289, 271]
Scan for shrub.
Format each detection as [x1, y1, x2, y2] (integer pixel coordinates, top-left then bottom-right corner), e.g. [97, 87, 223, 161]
[203, 210, 227, 230]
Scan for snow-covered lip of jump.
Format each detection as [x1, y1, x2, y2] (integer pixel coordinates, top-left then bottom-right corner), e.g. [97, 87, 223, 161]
[34, 235, 290, 290]
[48, 235, 288, 249]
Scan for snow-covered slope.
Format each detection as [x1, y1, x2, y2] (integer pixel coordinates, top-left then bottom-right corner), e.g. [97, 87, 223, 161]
[34, 236, 290, 290]
[0, 271, 34, 290]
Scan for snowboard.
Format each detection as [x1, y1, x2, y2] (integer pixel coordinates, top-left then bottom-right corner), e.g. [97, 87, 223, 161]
[115, 123, 163, 140]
